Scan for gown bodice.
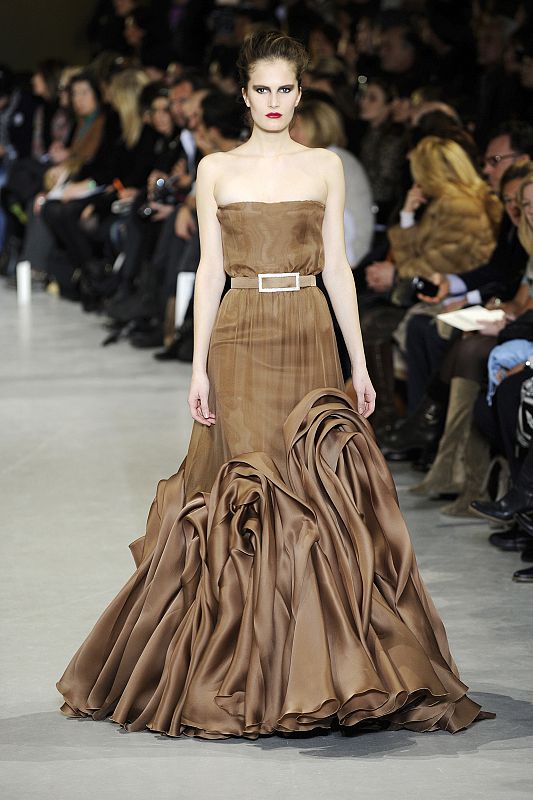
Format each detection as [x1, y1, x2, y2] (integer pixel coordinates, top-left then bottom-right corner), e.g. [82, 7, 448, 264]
[216, 200, 325, 278]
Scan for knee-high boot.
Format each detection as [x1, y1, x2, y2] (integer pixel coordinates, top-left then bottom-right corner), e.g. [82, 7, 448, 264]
[439, 424, 491, 516]
[409, 376, 479, 496]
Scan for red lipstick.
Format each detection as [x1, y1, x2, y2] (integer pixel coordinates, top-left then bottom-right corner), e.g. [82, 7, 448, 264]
[266, 113, 282, 118]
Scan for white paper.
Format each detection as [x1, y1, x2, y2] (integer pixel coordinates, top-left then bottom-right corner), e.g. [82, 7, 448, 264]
[436, 305, 506, 332]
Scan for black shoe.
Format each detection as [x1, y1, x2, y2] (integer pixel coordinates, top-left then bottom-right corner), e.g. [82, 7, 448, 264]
[154, 339, 181, 361]
[488, 525, 531, 551]
[470, 485, 533, 523]
[380, 396, 445, 462]
[521, 543, 533, 563]
[130, 328, 164, 348]
[516, 511, 533, 536]
[512, 565, 533, 582]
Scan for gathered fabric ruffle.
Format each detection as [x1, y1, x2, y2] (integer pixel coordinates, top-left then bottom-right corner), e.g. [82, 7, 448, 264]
[57, 389, 491, 738]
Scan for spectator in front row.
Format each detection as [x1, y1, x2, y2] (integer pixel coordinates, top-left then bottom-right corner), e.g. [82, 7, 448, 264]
[362, 135, 501, 433]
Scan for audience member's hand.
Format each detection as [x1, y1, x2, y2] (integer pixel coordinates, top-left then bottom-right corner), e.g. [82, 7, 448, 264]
[417, 272, 449, 304]
[149, 202, 173, 222]
[119, 187, 139, 201]
[442, 297, 467, 311]
[402, 184, 427, 214]
[366, 261, 395, 292]
[80, 204, 95, 221]
[175, 205, 197, 239]
[478, 318, 507, 336]
[188, 372, 216, 426]
[60, 181, 87, 202]
[147, 170, 167, 201]
[171, 158, 192, 189]
[33, 193, 47, 215]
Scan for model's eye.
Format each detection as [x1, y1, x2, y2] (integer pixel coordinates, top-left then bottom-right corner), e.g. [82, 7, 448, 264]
[280, 87, 292, 93]
[255, 88, 268, 93]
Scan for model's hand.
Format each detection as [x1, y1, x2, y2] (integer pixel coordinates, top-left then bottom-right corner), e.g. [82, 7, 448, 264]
[366, 261, 395, 292]
[352, 368, 376, 418]
[188, 372, 216, 426]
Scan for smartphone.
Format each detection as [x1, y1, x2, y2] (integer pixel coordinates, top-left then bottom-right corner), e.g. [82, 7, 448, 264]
[412, 276, 439, 297]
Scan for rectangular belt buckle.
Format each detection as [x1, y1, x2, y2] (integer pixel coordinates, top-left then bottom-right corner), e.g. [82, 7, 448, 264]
[258, 272, 300, 292]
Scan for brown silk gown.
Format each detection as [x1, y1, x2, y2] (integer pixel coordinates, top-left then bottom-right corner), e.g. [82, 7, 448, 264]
[57, 200, 492, 738]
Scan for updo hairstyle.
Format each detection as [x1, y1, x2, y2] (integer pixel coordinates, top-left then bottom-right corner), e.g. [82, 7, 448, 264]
[236, 29, 310, 90]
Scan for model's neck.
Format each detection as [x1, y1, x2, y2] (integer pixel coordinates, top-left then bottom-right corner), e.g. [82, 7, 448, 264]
[243, 126, 297, 156]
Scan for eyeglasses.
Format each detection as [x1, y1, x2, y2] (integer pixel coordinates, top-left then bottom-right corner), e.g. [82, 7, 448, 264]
[484, 153, 517, 167]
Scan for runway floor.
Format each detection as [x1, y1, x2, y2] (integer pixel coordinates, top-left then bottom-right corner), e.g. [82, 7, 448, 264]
[1, 284, 532, 800]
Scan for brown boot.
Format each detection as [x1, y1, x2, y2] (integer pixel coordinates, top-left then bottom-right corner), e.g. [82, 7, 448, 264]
[440, 423, 491, 517]
[409, 377, 479, 496]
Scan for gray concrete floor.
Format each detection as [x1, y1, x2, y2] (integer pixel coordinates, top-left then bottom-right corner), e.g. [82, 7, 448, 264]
[1, 284, 532, 800]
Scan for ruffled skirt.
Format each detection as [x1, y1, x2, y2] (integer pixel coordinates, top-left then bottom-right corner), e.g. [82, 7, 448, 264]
[57, 389, 491, 738]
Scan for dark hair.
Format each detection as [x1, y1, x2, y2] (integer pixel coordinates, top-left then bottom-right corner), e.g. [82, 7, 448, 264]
[201, 90, 244, 141]
[236, 29, 310, 89]
[34, 59, 65, 100]
[491, 121, 533, 158]
[410, 111, 478, 165]
[0, 63, 14, 98]
[500, 159, 533, 194]
[170, 69, 211, 93]
[69, 71, 102, 105]
[139, 80, 168, 116]
[365, 74, 396, 103]
[310, 21, 341, 49]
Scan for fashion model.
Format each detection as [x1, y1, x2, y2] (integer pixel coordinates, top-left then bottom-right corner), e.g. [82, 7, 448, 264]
[57, 31, 493, 738]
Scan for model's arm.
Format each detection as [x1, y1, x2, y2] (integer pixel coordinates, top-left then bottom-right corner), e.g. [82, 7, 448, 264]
[188, 154, 226, 426]
[320, 150, 376, 417]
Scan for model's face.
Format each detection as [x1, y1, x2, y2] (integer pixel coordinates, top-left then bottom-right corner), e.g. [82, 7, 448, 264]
[242, 59, 301, 132]
[521, 182, 533, 228]
[501, 178, 522, 227]
[71, 81, 98, 117]
[483, 135, 518, 192]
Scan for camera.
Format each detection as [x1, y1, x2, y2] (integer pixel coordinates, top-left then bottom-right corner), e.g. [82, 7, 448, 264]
[411, 276, 439, 298]
[137, 176, 183, 219]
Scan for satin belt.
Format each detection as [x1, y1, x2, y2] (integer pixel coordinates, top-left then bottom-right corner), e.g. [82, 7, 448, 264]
[231, 273, 317, 291]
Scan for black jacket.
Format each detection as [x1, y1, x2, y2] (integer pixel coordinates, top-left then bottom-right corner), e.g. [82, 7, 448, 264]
[460, 215, 528, 303]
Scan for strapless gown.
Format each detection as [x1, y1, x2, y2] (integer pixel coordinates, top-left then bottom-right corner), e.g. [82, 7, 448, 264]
[57, 200, 492, 738]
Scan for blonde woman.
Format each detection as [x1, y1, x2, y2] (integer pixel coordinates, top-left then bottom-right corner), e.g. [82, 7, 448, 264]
[364, 135, 501, 432]
[107, 68, 149, 151]
[388, 136, 501, 280]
